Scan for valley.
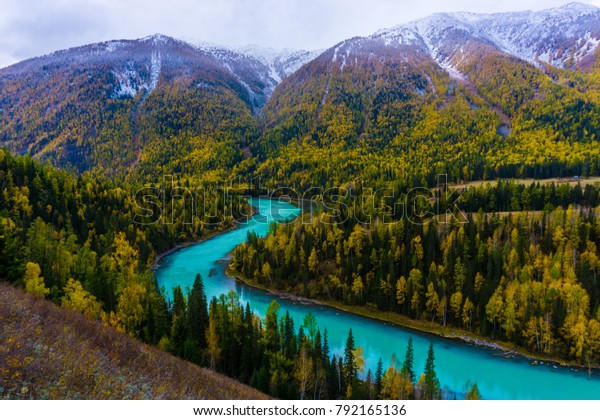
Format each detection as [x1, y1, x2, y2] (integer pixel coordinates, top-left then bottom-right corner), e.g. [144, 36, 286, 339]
[2, 2, 600, 401]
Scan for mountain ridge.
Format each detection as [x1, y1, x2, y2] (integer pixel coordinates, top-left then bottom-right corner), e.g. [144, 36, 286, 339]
[368, 2, 600, 71]
[1, 2, 600, 180]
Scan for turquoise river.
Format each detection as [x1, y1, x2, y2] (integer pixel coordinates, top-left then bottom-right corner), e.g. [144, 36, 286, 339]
[155, 198, 600, 399]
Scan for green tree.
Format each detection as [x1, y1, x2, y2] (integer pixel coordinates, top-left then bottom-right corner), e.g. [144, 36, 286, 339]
[375, 358, 383, 397]
[187, 273, 209, 350]
[422, 343, 442, 400]
[344, 329, 357, 386]
[264, 300, 281, 351]
[302, 312, 317, 342]
[401, 337, 416, 384]
[0, 218, 24, 283]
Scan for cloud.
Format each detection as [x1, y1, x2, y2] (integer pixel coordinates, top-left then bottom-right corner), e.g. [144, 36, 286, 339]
[0, 0, 597, 68]
[0, 0, 111, 66]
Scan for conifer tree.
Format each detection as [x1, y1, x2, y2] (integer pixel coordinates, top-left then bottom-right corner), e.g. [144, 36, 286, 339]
[375, 357, 383, 397]
[187, 273, 209, 349]
[422, 343, 442, 400]
[401, 337, 416, 384]
[344, 329, 357, 384]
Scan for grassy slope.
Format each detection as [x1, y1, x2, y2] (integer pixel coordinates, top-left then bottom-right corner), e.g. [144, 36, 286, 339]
[0, 283, 268, 400]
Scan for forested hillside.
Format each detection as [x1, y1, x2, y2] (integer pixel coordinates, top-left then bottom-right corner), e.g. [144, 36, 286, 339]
[0, 150, 249, 327]
[1, 149, 482, 399]
[248, 41, 600, 190]
[2, 5, 600, 188]
[232, 181, 600, 365]
[0, 35, 261, 178]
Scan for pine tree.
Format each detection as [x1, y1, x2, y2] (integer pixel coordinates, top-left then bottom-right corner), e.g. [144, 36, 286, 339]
[281, 311, 296, 358]
[172, 286, 186, 318]
[322, 329, 330, 367]
[314, 329, 322, 361]
[170, 309, 188, 358]
[239, 302, 256, 381]
[344, 329, 357, 385]
[365, 369, 374, 399]
[401, 337, 415, 384]
[375, 357, 383, 398]
[0, 221, 24, 283]
[423, 343, 442, 400]
[328, 355, 340, 398]
[264, 300, 280, 351]
[187, 273, 209, 350]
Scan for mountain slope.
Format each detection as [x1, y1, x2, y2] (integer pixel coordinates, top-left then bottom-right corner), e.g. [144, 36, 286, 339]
[1, 4, 600, 184]
[0, 282, 268, 399]
[248, 3, 600, 188]
[373, 2, 600, 70]
[0, 35, 315, 177]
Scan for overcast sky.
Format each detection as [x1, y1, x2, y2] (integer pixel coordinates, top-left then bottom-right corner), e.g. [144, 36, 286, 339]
[1, 0, 599, 68]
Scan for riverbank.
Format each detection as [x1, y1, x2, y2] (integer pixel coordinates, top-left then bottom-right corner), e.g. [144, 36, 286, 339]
[150, 203, 262, 270]
[226, 265, 598, 372]
[149, 225, 236, 270]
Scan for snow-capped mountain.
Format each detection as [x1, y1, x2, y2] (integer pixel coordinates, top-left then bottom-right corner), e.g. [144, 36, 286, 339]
[195, 42, 322, 83]
[263, 2, 600, 156]
[192, 41, 321, 106]
[5, 2, 598, 114]
[370, 2, 600, 70]
[1, 34, 318, 110]
[1, 2, 600, 176]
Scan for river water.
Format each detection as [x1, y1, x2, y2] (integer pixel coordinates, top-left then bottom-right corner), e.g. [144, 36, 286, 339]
[155, 198, 600, 399]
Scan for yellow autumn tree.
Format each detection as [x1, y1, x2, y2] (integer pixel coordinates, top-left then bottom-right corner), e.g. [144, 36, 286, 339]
[23, 262, 49, 298]
[110, 232, 139, 293]
[61, 278, 103, 319]
[116, 282, 146, 336]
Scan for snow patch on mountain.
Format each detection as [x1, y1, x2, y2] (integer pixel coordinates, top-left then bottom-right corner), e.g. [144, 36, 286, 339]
[332, 42, 348, 70]
[374, 26, 422, 48]
[112, 64, 144, 98]
[111, 52, 161, 99]
[149, 51, 161, 92]
[370, 2, 600, 70]
[193, 40, 321, 84]
[232, 44, 323, 82]
[105, 41, 125, 53]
